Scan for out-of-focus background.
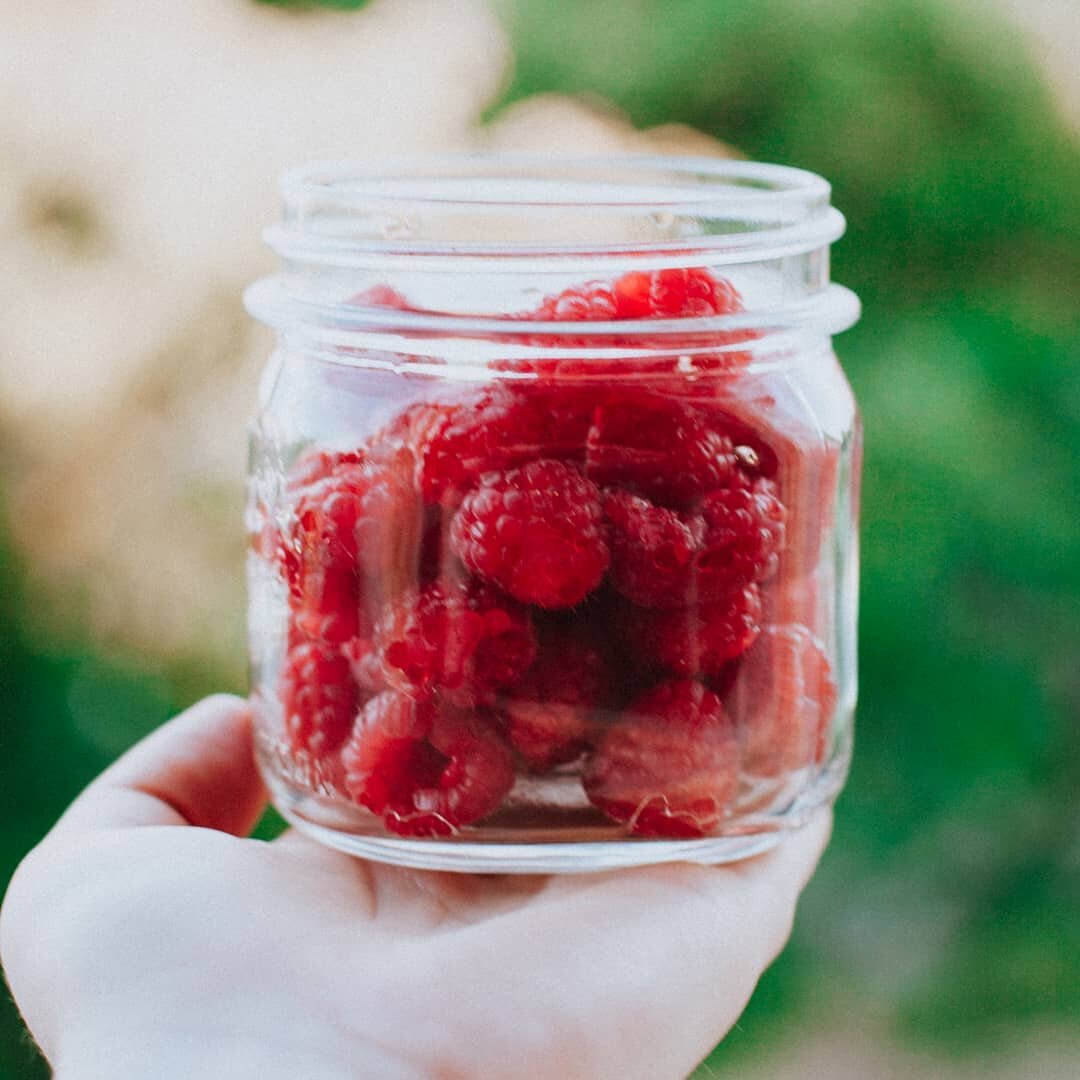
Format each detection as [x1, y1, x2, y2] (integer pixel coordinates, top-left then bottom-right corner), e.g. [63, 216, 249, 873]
[2, 0, 1078, 1075]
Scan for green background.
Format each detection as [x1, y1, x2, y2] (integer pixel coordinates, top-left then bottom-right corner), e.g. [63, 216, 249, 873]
[3, 0, 1079, 1074]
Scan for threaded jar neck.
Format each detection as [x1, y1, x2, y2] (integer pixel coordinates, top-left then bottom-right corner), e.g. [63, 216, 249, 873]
[246, 154, 859, 356]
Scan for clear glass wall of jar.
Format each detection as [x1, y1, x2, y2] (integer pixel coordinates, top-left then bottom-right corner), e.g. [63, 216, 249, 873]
[245, 156, 861, 872]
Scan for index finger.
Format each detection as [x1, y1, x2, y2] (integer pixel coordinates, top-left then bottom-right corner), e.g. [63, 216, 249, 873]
[50, 695, 267, 838]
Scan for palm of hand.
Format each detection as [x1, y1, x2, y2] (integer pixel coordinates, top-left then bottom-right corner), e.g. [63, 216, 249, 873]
[2, 697, 829, 1080]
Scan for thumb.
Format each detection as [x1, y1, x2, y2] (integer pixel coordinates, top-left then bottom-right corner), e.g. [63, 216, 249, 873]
[52, 694, 267, 837]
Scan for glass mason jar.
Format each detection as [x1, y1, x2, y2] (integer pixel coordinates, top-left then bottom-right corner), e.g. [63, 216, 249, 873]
[245, 156, 861, 872]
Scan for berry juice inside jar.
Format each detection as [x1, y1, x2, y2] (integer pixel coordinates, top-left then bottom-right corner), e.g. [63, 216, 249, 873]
[244, 156, 861, 872]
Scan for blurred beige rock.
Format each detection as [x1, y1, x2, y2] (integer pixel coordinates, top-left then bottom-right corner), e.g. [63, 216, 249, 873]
[0, 0, 507, 666]
[0, 0, 734, 669]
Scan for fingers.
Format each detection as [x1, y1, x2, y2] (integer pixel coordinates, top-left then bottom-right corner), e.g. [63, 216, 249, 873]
[440, 811, 832, 1080]
[51, 695, 267, 837]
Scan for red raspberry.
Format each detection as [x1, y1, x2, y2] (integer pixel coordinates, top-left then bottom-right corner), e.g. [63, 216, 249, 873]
[705, 386, 843, 581]
[341, 636, 388, 695]
[279, 641, 359, 757]
[389, 707, 516, 837]
[352, 447, 425, 608]
[604, 476, 785, 609]
[342, 692, 515, 836]
[621, 585, 762, 678]
[374, 581, 537, 702]
[603, 490, 699, 608]
[584, 679, 739, 838]
[287, 448, 365, 493]
[531, 281, 619, 321]
[287, 452, 423, 644]
[286, 465, 367, 643]
[289, 567, 361, 645]
[585, 393, 738, 506]
[342, 691, 437, 815]
[697, 477, 786, 586]
[699, 406, 780, 480]
[531, 268, 741, 323]
[404, 384, 594, 503]
[727, 625, 837, 776]
[501, 623, 613, 771]
[250, 502, 298, 590]
[450, 459, 609, 609]
[612, 268, 743, 319]
[349, 284, 414, 310]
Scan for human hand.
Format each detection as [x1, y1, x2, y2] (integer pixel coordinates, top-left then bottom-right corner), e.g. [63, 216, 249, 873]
[2, 695, 830, 1080]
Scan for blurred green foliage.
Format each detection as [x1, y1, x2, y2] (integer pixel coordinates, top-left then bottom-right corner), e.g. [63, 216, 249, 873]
[493, 0, 1080, 1067]
[3, 0, 1079, 1074]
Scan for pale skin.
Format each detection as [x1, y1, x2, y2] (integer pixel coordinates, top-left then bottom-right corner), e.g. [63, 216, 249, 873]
[1, 695, 831, 1080]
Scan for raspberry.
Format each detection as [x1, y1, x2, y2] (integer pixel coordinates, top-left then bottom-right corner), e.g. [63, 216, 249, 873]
[254, 465, 324, 595]
[584, 679, 739, 838]
[585, 393, 738, 506]
[531, 281, 619, 321]
[286, 465, 366, 643]
[341, 636, 388, 695]
[727, 625, 837, 776]
[501, 623, 613, 771]
[697, 477, 786, 586]
[250, 502, 297, 587]
[342, 692, 515, 836]
[349, 284, 414, 310]
[603, 490, 699, 608]
[700, 406, 780, 480]
[279, 641, 359, 757]
[612, 268, 743, 319]
[404, 384, 594, 503]
[342, 691, 437, 815]
[374, 581, 537, 702]
[706, 386, 842, 581]
[621, 585, 762, 678]
[287, 452, 423, 644]
[604, 478, 785, 609]
[450, 459, 609, 609]
[352, 447, 425, 609]
[289, 566, 361, 645]
[531, 268, 741, 323]
[287, 448, 365, 493]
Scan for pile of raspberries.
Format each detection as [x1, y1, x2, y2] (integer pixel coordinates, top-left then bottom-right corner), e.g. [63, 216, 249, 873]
[262, 269, 836, 839]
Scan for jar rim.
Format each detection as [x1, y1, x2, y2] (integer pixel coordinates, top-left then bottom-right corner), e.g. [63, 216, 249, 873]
[252, 154, 859, 343]
[269, 153, 845, 265]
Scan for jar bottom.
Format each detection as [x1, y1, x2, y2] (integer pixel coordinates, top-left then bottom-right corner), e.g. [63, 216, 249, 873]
[265, 748, 850, 874]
